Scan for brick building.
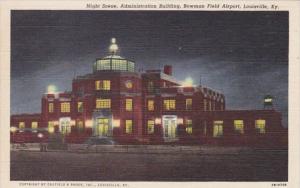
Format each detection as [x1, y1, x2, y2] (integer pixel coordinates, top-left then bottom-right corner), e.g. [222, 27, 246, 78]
[10, 38, 287, 147]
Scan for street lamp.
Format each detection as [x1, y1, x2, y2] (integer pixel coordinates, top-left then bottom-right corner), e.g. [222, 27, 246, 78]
[10, 126, 17, 133]
[37, 133, 44, 138]
[37, 133, 47, 152]
[182, 77, 194, 87]
[113, 119, 120, 128]
[155, 118, 161, 125]
[10, 127, 17, 147]
[177, 118, 184, 125]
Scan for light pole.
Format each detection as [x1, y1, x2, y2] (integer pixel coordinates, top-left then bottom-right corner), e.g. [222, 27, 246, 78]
[37, 133, 46, 152]
[10, 127, 17, 148]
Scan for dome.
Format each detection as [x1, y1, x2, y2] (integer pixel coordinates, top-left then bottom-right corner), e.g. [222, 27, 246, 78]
[93, 38, 135, 72]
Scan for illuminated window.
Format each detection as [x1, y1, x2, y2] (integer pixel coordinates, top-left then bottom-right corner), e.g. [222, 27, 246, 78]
[111, 59, 119, 70]
[96, 99, 111, 109]
[234, 120, 244, 134]
[60, 102, 70, 113]
[203, 99, 207, 111]
[97, 59, 111, 70]
[163, 99, 176, 110]
[48, 121, 54, 128]
[102, 80, 111, 90]
[148, 100, 154, 111]
[112, 59, 126, 71]
[48, 121, 55, 133]
[147, 120, 155, 134]
[125, 120, 133, 134]
[186, 119, 193, 134]
[48, 103, 54, 113]
[213, 120, 223, 137]
[125, 99, 133, 111]
[77, 102, 83, 112]
[19, 122, 25, 129]
[112, 59, 119, 70]
[95, 80, 111, 90]
[120, 61, 127, 71]
[95, 80, 101, 90]
[186, 98, 192, 110]
[128, 61, 135, 72]
[255, 119, 266, 134]
[77, 121, 84, 132]
[31, 122, 38, 129]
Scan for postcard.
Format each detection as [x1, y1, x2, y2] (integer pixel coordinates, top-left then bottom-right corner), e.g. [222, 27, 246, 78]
[0, 0, 299, 188]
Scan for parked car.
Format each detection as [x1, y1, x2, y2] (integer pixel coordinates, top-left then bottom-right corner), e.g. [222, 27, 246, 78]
[84, 136, 117, 145]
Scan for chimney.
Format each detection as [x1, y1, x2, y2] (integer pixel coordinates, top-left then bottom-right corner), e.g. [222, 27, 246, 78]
[163, 65, 172, 76]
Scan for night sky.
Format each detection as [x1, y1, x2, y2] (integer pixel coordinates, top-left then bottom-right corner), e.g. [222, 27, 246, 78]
[11, 11, 288, 126]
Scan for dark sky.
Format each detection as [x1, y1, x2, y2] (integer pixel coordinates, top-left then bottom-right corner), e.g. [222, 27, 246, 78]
[11, 10, 288, 126]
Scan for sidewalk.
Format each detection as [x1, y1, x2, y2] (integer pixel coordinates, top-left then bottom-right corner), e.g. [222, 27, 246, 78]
[11, 143, 253, 154]
[11, 143, 40, 151]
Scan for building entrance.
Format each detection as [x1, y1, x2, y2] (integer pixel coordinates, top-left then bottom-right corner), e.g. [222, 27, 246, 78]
[59, 117, 72, 135]
[162, 115, 178, 141]
[95, 118, 111, 136]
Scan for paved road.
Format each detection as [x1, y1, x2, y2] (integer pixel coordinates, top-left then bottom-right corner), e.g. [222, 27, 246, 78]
[10, 149, 287, 181]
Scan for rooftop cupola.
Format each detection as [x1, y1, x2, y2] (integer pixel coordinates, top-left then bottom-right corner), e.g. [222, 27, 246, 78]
[93, 38, 135, 72]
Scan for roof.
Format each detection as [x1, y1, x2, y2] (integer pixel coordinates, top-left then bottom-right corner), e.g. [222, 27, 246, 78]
[11, 113, 41, 119]
[102, 55, 126, 59]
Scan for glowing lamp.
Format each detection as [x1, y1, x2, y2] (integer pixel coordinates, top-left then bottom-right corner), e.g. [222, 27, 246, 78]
[113, 119, 120, 128]
[264, 98, 272, 103]
[37, 133, 44, 138]
[182, 77, 193, 87]
[264, 96, 273, 103]
[264, 95, 274, 109]
[85, 120, 93, 128]
[264, 95, 273, 103]
[70, 120, 76, 126]
[10, 126, 17, 133]
[177, 118, 184, 125]
[155, 118, 162, 125]
[109, 38, 119, 54]
[47, 84, 57, 94]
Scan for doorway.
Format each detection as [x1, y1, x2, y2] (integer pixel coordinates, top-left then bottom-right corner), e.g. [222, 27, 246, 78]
[162, 115, 178, 141]
[95, 118, 111, 136]
[59, 117, 72, 135]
